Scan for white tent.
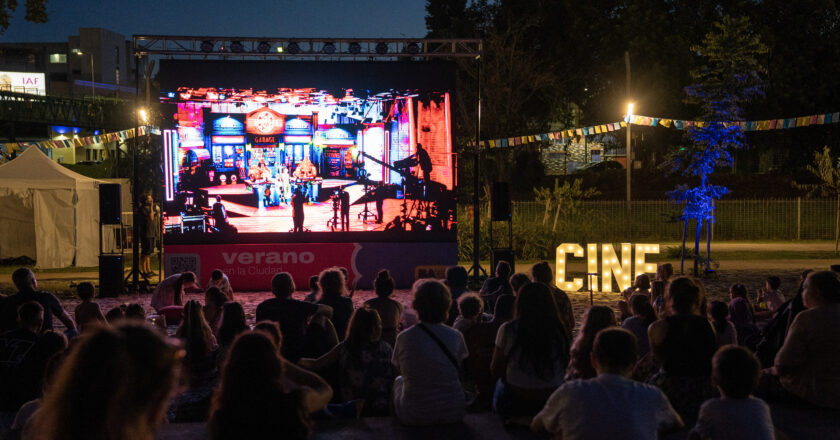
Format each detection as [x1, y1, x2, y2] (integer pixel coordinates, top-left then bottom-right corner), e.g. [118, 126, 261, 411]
[0, 147, 100, 268]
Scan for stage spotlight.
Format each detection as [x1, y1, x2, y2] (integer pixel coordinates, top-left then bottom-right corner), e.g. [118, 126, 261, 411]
[322, 42, 336, 54]
[348, 42, 362, 54]
[257, 41, 271, 54]
[406, 42, 420, 54]
[375, 42, 388, 54]
[286, 41, 301, 54]
[230, 41, 244, 53]
[200, 40, 214, 53]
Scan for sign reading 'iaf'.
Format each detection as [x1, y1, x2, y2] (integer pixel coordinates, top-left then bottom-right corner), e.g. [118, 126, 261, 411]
[556, 243, 659, 292]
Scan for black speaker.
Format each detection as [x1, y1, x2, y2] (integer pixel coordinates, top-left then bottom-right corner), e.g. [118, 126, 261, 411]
[99, 183, 122, 225]
[491, 182, 511, 221]
[99, 255, 124, 297]
[492, 248, 515, 276]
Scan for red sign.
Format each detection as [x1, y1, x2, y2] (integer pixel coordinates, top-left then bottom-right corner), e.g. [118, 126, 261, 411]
[248, 134, 281, 145]
[165, 243, 360, 290]
[246, 107, 285, 135]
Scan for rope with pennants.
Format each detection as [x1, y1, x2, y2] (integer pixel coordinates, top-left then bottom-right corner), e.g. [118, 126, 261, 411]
[479, 111, 840, 149]
[1, 126, 155, 154]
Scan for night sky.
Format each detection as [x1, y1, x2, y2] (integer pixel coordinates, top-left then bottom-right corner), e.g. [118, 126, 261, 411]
[1, 0, 428, 42]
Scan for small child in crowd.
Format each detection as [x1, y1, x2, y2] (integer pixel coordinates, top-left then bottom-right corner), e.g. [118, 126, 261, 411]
[690, 345, 775, 440]
[452, 294, 487, 333]
[707, 301, 737, 349]
[73, 282, 105, 333]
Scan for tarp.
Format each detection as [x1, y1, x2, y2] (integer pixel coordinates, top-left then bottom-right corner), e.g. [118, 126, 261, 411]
[0, 147, 101, 268]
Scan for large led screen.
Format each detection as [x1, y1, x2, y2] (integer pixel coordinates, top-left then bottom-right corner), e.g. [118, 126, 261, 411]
[158, 60, 456, 245]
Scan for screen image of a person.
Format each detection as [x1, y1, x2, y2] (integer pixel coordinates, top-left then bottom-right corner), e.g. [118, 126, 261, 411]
[138, 194, 158, 276]
[339, 187, 350, 231]
[412, 143, 433, 182]
[292, 188, 306, 232]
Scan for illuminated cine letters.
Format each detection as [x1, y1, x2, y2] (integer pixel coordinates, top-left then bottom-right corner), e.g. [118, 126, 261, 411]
[555, 243, 659, 292]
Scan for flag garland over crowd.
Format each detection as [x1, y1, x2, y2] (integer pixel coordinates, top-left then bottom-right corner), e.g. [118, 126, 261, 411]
[479, 111, 840, 149]
[1, 126, 153, 154]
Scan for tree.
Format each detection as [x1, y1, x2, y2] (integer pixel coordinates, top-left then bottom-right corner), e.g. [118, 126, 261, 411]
[669, 15, 767, 275]
[0, 0, 48, 35]
[801, 146, 840, 253]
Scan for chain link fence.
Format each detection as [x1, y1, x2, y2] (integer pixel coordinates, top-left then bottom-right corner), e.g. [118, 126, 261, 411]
[510, 198, 837, 242]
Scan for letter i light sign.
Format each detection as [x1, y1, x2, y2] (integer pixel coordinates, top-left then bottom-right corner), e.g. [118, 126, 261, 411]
[556, 243, 659, 292]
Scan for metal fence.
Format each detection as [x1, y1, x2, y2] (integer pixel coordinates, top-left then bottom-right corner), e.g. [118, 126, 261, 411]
[510, 198, 837, 241]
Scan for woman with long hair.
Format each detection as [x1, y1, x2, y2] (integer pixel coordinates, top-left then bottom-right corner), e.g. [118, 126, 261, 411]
[491, 282, 570, 421]
[209, 331, 332, 440]
[216, 302, 248, 365]
[729, 283, 758, 345]
[621, 294, 657, 357]
[175, 300, 217, 385]
[26, 324, 181, 440]
[364, 269, 402, 348]
[203, 287, 228, 333]
[299, 307, 396, 416]
[566, 306, 618, 380]
[317, 268, 354, 341]
[151, 271, 199, 312]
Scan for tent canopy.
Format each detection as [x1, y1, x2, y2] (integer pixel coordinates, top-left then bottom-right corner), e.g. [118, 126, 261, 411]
[0, 147, 101, 268]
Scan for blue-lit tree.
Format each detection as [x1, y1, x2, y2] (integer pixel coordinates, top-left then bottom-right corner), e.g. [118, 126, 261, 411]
[669, 15, 767, 275]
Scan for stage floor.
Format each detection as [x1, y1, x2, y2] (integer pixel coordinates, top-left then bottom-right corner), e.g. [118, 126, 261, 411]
[206, 182, 409, 233]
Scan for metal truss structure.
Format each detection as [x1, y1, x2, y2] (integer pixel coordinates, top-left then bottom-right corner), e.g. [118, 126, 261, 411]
[132, 36, 482, 60]
[0, 90, 134, 131]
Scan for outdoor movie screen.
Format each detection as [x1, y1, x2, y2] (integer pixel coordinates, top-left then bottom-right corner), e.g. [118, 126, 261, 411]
[158, 60, 456, 245]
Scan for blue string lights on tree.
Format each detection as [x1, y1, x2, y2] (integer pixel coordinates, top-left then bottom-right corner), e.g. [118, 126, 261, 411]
[668, 15, 767, 275]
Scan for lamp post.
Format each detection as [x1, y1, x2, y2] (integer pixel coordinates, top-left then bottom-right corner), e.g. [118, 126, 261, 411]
[626, 102, 633, 238]
[75, 51, 95, 99]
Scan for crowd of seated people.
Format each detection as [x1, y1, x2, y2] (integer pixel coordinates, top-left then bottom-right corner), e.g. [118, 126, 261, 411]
[1, 261, 839, 440]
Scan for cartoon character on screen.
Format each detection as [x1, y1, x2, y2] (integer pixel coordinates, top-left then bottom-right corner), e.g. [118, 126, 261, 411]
[276, 165, 291, 204]
[293, 157, 318, 179]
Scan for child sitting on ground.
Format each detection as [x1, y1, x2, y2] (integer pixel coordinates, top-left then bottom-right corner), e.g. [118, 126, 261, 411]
[690, 345, 775, 440]
[754, 276, 785, 320]
[73, 282, 105, 333]
[707, 301, 737, 349]
[304, 275, 320, 303]
[452, 294, 488, 333]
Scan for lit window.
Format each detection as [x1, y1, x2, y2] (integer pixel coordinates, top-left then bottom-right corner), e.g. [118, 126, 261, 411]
[50, 53, 67, 63]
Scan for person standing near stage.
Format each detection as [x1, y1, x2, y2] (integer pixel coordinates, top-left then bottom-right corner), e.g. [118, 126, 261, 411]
[138, 194, 159, 277]
[411, 143, 433, 181]
[292, 188, 307, 233]
[339, 187, 351, 231]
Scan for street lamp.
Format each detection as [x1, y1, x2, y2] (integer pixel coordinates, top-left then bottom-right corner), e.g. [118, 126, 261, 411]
[626, 102, 634, 238]
[75, 50, 95, 99]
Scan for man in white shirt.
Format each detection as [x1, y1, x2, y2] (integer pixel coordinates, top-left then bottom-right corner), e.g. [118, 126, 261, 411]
[532, 327, 683, 439]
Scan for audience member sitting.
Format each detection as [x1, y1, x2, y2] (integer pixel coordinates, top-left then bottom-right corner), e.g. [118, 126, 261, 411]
[452, 293, 488, 333]
[0, 302, 44, 410]
[492, 282, 570, 422]
[619, 274, 652, 321]
[317, 268, 354, 342]
[175, 300, 218, 386]
[621, 294, 657, 358]
[216, 302, 248, 364]
[209, 331, 333, 440]
[299, 307, 396, 417]
[104, 306, 125, 323]
[651, 280, 667, 316]
[125, 303, 146, 321]
[707, 300, 737, 349]
[72, 282, 105, 333]
[150, 271, 200, 313]
[303, 275, 320, 303]
[0, 268, 76, 335]
[26, 324, 181, 440]
[657, 263, 674, 282]
[648, 276, 718, 425]
[364, 269, 403, 348]
[444, 265, 470, 325]
[532, 327, 683, 439]
[756, 270, 840, 409]
[255, 272, 334, 363]
[566, 306, 617, 380]
[207, 269, 234, 302]
[203, 287, 228, 333]
[509, 272, 531, 296]
[481, 261, 513, 312]
[754, 276, 785, 320]
[463, 294, 515, 410]
[11, 330, 68, 414]
[253, 320, 283, 350]
[728, 283, 758, 345]
[753, 270, 809, 368]
[392, 279, 468, 426]
[9, 351, 65, 437]
[531, 261, 575, 342]
[690, 345, 775, 440]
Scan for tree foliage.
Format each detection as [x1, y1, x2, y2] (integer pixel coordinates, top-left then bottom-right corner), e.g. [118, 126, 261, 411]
[0, 0, 48, 35]
[801, 146, 840, 252]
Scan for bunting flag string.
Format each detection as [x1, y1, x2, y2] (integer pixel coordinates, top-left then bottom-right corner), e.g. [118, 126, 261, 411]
[481, 111, 840, 149]
[1, 126, 154, 155]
